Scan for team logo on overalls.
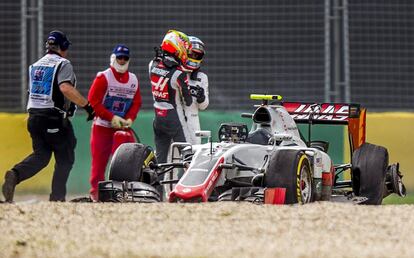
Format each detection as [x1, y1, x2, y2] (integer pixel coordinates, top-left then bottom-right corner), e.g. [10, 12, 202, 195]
[112, 101, 126, 112]
[33, 70, 44, 81]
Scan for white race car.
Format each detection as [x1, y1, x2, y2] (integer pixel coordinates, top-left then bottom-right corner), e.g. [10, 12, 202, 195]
[99, 94, 406, 205]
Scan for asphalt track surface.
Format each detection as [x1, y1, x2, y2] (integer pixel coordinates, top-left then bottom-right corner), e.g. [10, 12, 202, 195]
[1, 201, 413, 258]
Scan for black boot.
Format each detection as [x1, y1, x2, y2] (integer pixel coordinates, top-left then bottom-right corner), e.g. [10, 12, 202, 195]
[49, 196, 66, 202]
[2, 170, 18, 203]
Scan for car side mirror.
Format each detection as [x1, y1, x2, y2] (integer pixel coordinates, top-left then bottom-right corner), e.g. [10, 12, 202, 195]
[195, 130, 211, 138]
[273, 133, 293, 141]
[269, 133, 293, 146]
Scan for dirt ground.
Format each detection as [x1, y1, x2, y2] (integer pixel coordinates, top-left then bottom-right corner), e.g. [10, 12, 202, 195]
[0, 201, 413, 258]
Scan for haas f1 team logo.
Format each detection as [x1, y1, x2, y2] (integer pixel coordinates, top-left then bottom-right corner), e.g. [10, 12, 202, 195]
[151, 76, 169, 100]
[284, 103, 350, 122]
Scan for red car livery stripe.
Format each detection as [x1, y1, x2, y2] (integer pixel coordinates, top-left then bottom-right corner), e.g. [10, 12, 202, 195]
[169, 157, 224, 202]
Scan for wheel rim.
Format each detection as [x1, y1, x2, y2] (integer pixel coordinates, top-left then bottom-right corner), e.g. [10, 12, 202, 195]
[300, 165, 312, 203]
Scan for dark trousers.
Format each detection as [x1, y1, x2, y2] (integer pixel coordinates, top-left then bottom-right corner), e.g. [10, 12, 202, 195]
[12, 112, 77, 201]
[153, 114, 186, 201]
[153, 116, 186, 164]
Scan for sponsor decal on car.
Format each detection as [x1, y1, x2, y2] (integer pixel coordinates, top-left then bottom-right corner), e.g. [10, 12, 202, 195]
[283, 103, 350, 122]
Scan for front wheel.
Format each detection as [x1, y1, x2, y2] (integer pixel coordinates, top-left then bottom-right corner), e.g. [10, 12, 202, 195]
[265, 150, 313, 204]
[109, 143, 155, 182]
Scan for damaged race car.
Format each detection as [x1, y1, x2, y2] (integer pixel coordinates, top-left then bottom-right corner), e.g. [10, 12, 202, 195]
[98, 94, 406, 205]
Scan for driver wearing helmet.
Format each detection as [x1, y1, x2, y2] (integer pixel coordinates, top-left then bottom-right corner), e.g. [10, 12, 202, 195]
[149, 30, 193, 164]
[182, 36, 209, 144]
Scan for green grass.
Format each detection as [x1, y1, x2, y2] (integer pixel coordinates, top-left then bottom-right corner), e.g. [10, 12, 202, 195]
[382, 193, 414, 204]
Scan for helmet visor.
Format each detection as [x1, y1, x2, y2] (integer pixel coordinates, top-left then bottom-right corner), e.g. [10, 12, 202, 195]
[188, 49, 204, 60]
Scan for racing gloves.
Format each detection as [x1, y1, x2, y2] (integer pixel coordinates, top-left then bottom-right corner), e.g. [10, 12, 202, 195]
[189, 85, 205, 103]
[83, 102, 95, 121]
[111, 115, 127, 129]
[195, 87, 205, 103]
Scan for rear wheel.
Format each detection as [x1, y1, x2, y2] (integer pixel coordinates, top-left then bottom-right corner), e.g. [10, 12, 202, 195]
[265, 150, 313, 204]
[109, 143, 155, 182]
[352, 143, 388, 205]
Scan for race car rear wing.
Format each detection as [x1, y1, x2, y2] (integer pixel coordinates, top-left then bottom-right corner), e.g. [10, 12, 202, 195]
[281, 102, 359, 124]
[281, 102, 366, 149]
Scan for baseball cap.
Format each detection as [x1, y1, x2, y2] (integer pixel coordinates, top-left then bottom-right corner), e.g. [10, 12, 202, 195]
[47, 30, 71, 51]
[112, 44, 130, 58]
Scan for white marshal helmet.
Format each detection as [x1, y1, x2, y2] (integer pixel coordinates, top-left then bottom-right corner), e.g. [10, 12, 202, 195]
[186, 36, 205, 70]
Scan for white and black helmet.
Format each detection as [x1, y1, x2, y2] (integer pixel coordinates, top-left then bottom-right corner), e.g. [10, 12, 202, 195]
[186, 36, 205, 70]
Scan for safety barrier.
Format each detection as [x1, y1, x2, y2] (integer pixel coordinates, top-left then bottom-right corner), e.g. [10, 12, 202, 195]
[0, 111, 412, 195]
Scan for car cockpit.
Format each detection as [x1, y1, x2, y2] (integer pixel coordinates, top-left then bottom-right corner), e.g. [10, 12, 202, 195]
[245, 106, 273, 145]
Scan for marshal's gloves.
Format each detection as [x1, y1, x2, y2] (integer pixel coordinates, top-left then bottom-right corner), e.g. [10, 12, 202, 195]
[83, 102, 95, 121]
[67, 103, 77, 118]
[123, 118, 133, 128]
[111, 115, 127, 129]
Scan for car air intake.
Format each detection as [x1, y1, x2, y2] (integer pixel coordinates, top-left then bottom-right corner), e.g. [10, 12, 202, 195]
[253, 107, 271, 123]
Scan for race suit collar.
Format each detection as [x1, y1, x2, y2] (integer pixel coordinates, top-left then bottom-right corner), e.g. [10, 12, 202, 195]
[162, 56, 179, 68]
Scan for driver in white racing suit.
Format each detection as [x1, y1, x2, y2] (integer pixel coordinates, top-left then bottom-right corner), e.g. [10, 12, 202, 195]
[183, 36, 209, 144]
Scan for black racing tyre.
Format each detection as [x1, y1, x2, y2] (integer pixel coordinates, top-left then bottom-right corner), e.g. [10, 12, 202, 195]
[265, 150, 313, 204]
[351, 142, 388, 205]
[109, 143, 155, 182]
